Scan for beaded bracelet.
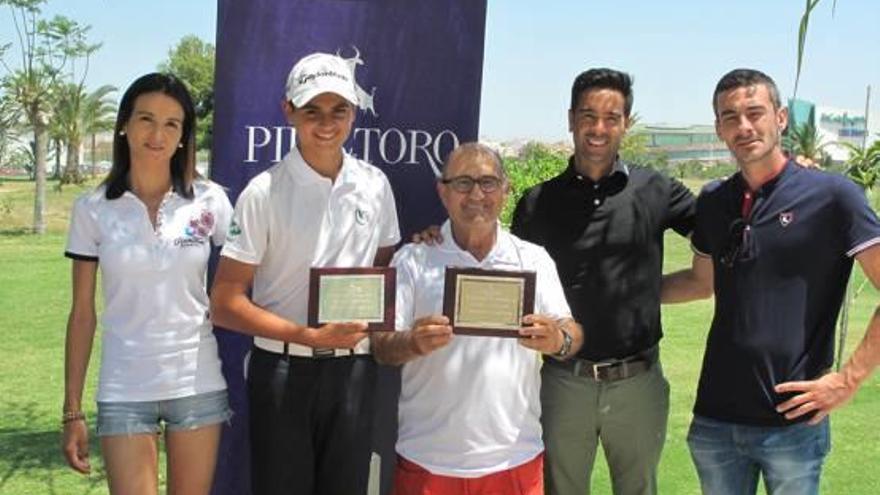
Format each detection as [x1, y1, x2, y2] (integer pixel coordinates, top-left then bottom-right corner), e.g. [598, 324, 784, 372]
[61, 411, 86, 424]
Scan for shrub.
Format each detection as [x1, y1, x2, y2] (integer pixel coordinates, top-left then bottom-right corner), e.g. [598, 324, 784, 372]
[501, 142, 568, 226]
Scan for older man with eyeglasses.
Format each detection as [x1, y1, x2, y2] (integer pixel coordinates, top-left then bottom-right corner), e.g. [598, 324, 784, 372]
[370, 142, 583, 495]
[663, 68, 880, 495]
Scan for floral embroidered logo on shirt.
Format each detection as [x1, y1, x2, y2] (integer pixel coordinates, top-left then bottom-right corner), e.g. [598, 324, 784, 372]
[175, 210, 213, 247]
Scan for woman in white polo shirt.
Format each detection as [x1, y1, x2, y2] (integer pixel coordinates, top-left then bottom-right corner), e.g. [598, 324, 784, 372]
[60, 73, 233, 495]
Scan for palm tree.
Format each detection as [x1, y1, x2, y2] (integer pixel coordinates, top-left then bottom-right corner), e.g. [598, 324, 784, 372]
[46, 103, 63, 179]
[2, 67, 55, 231]
[83, 87, 116, 178]
[841, 139, 880, 195]
[1, 0, 96, 233]
[52, 82, 115, 184]
[794, 1, 839, 96]
[783, 121, 829, 166]
[0, 92, 22, 169]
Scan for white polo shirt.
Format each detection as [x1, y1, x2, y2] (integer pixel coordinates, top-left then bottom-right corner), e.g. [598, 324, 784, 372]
[65, 180, 233, 402]
[221, 146, 400, 355]
[393, 220, 572, 478]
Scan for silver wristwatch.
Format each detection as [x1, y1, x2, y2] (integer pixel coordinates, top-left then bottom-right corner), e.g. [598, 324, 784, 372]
[553, 328, 573, 359]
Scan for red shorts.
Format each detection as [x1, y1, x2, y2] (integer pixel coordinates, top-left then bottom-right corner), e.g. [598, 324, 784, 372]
[393, 452, 544, 495]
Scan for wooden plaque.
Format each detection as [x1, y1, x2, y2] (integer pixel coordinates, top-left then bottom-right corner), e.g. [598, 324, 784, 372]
[442, 267, 536, 338]
[307, 267, 396, 331]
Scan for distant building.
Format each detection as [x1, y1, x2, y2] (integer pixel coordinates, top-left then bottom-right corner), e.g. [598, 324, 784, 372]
[817, 106, 870, 162]
[481, 138, 530, 158]
[639, 124, 732, 164]
[481, 138, 572, 158]
[788, 97, 877, 163]
[787, 98, 816, 133]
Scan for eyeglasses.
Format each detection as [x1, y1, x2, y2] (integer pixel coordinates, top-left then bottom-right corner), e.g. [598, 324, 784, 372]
[440, 175, 504, 194]
[719, 218, 754, 268]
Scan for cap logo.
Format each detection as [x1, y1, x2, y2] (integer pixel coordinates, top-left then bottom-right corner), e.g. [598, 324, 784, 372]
[297, 70, 350, 85]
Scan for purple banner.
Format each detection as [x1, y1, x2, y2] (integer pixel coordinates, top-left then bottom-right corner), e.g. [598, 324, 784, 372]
[210, 2, 487, 493]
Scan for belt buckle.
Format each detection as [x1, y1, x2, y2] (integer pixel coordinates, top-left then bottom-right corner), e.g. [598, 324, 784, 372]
[312, 348, 358, 359]
[312, 348, 336, 359]
[592, 361, 614, 381]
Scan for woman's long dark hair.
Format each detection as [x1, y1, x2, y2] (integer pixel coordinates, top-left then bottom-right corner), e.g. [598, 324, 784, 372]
[103, 73, 198, 200]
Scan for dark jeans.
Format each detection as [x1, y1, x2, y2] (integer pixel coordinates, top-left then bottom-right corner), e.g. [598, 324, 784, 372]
[248, 346, 378, 495]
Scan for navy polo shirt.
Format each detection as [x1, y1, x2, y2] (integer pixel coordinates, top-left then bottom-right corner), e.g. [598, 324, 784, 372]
[512, 157, 695, 361]
[692, 160, 880, 426]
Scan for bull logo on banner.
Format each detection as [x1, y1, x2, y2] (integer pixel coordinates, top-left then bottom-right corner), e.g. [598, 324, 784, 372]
[338, 46, 378, 117]
[244, 44, 457, 177]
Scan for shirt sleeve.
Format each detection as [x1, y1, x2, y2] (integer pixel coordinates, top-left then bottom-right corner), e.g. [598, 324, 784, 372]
[510, 189, 535, 242]
[836, 177, 880, 257]
[532, 246, 572, 319]
[378, 174, 401, 248]
[690, 181, 720, 257]
[391, 246, 417, 331]
[65, 194, 100, 261]
[665, 176, 696, 237]
[220, 179, 270, 265]
[207, 183, 234, 247]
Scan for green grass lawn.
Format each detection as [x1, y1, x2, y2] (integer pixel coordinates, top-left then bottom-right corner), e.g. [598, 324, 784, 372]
[0, 178, 878, 494]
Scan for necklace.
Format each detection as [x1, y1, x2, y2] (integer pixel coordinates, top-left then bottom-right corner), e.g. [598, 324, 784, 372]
[132, 187, 171, 231]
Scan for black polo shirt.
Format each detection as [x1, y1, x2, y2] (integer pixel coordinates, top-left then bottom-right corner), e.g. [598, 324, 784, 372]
[692, 160, 880, 426]
[511, 157, 696, 361]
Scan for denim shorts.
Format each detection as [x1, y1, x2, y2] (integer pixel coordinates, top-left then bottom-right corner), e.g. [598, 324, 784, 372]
[96, 389, 232, 437]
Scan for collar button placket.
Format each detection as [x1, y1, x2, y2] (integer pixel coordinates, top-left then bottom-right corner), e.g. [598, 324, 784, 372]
[153, 191, 173, 238]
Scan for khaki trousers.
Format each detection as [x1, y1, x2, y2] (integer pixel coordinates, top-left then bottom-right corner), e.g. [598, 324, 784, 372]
[541, 360, 669, 495]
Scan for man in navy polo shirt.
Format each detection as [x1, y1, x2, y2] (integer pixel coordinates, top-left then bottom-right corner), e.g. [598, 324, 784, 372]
[663, 68, 880, 494]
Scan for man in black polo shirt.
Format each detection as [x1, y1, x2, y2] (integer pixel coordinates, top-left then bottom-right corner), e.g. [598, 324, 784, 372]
[664, 68, 880, 495]
[511, 68, 699, 495]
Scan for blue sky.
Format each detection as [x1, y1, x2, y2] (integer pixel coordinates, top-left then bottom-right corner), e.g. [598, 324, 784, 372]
[2, 0, 878, 141]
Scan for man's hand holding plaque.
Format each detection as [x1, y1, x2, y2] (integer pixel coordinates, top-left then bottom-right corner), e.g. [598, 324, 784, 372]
[518, 314, 567, 354]
[407, 315, 454, 356]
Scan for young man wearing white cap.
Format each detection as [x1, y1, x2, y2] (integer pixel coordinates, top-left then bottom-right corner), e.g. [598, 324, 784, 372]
[211, 52, 401, 495]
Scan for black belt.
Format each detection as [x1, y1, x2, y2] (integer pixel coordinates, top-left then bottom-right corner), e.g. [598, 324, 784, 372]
[550, 346, 658, 382]
[252, 344, 369, 360]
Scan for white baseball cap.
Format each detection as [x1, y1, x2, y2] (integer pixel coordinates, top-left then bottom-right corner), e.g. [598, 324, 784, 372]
[285, 52, 359, 108]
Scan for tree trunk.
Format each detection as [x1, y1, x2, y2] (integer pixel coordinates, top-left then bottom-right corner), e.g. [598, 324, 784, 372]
[32, 120, 48, 234]
[90, 133, 97, 178]
[62, 139, 81, 184]
[53, 139, 61, 179]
